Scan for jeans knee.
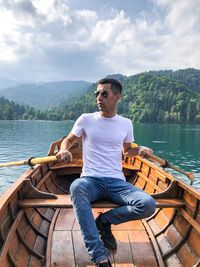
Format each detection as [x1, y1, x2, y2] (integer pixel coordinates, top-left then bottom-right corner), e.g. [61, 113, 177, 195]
[143, 196, 156, 217]
[69, 178, 88, 197]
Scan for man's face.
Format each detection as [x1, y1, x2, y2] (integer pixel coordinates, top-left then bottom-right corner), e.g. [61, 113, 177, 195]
[95, 83, 120, 114]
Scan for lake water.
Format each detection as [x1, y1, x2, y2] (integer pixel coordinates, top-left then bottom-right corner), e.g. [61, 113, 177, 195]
[0, 120, 200, 195]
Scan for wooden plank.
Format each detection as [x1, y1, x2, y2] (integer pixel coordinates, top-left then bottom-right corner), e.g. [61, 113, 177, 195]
[137, 172, 163, 193]
[112, 230, 134, 267]
[141, 163, 150, 176]
[145, 183, 155, 195]
[122, 162, 141, 171]
[156, 232, 172, 255]
[29, 257, 43, 267]
[51, 231, 75, 267]
[46, 209, 60, 267]
[178, 182, 200, 201]
[50, 159, 83, 170]
[174, 213, 190, 236]
[134, 179, 146, 190]
[0, 210, 24, 267]
[112, 220, 144, 231]
[0, 169, 33, 211]
[54, 208, 76, 231]
[155, 210, 170, 229]
[156, 199, 185, 208]
[19, 195, 118, 208]
[179, 209, 200, 234]
[129, 230, 158, 267]
[188, 229, 200, 257]
[164, 224, 182, 247]
[164, 253, 182, 267]
[149, 169, 167, 183]
[72, 230, 93, 267]
[176, 243, 198, 266]
[148, 219, 162, 235]
[183, 191, 197, 209]
[19, 195, 185, 209]
[72, 217, 80, 231]
[142, 220, 165, 267]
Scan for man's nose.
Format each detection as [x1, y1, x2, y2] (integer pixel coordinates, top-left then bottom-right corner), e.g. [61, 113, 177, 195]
[97, 93, 103, 100]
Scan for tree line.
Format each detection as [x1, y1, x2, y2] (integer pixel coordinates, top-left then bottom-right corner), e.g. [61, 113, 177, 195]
[57, 70, 200, 123]
[0, 96, 61, 121]
[0, 68, 200, 123]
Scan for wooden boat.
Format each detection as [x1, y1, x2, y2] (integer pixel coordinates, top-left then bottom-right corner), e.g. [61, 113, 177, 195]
[0, 138, 199, 267]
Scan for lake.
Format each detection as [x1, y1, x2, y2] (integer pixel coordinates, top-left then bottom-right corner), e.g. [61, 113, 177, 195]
[0, 120, 200, 195]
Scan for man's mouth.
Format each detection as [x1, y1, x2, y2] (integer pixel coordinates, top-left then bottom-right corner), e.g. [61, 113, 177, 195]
[97, 102, 105, 109]
[98, 102, 104, 106]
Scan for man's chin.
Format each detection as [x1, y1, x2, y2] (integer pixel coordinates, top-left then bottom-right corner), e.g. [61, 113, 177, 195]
[98, 106, 104, 111]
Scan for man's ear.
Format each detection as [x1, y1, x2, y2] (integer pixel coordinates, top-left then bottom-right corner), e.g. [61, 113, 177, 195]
[116, 94, 121, 101]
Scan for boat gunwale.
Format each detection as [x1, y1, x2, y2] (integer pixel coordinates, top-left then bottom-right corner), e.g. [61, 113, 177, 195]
[132, 156, 200, 200]
[0, 165, 43, 211]
[1, 156, 200, 212]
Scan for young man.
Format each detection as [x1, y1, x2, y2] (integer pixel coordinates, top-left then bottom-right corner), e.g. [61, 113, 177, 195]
[56, 78, 156, 267]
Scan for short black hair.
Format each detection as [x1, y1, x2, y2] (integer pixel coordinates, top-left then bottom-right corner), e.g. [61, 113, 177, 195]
[97, 78, 122, 94]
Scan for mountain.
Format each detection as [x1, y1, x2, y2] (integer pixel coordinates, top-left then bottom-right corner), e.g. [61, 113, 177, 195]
[58, 68, 200, 123]
[0, 79, 24, 90]
[0, 80, 91, 109]
[1, 69, 200, 123]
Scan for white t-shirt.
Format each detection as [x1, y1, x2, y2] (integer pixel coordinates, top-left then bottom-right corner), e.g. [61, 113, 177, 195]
[71, 112, 134, 180]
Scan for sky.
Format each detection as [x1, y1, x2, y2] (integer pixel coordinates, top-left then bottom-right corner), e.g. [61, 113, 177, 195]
[0, 0, 200, 82]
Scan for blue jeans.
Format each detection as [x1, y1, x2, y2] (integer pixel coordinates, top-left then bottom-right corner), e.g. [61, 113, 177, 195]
[69, 176, 156, 264]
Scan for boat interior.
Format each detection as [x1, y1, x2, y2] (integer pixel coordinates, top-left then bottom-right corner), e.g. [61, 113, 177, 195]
[0, 140, 199, 267]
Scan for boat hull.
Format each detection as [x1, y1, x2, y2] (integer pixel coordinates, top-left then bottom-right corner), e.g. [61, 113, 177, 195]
[0, 140, 199, 267]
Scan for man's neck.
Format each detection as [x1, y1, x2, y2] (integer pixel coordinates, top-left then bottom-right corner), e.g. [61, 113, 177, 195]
[99, 111, 117, 118]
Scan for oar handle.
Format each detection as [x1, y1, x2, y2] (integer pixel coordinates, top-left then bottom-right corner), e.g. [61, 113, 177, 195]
[30, 156, 57, 165]
[0, 156, 57, 168]
[149, 154, 168, 166]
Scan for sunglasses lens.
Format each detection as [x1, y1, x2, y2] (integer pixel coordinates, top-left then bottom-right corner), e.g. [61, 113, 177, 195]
[94, 90, 108, 98]
[101, 91, 108, 97]
[94, 91, 99, 97]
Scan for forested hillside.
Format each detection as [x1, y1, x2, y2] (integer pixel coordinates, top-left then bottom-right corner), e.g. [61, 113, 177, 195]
[0, 80, 91, 109]
[0, 96, 60, 120]
[59, 69, 200, 123]
[0, 69, 200, 123]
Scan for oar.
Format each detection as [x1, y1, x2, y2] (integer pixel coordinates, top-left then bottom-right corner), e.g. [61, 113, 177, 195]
[148, 154, 195, 183]
[0, 156, 57, 168]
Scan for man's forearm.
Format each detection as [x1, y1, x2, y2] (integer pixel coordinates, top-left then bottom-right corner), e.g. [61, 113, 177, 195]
[60, 137, 74, 151]
[56, 132, 79, 162]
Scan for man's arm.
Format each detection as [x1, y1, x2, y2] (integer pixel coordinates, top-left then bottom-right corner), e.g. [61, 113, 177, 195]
[123, 143, 153, 158]
[56, 132, 81, 162]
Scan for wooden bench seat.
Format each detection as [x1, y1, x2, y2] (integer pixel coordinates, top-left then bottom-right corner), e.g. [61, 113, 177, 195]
[50, 160, 140, 171]
[50, 160, 83, 170]
[19, 194, 185, 209]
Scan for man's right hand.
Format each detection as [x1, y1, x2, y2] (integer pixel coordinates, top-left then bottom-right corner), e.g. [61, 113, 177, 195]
[56, 149, 73, 162]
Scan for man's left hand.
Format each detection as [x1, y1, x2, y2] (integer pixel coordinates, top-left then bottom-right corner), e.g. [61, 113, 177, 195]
[138, 146, 153, 158]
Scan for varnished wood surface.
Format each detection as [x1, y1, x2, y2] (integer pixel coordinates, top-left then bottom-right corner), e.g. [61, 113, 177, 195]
[0, 138, 200, 267]
[19, 194, 185, 209]
[50, 208, 159, 267]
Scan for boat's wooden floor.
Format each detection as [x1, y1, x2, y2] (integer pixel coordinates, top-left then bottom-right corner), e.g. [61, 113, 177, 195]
[51, 208, 158, 267]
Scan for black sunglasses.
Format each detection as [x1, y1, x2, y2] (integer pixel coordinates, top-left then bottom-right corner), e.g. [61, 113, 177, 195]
[94, 90, 108, 98]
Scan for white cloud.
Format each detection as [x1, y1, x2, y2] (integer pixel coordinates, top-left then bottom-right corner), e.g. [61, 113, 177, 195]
[0, 0, 199, 81]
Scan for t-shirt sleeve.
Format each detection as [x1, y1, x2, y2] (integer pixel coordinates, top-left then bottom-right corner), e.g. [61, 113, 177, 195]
[124, 120, 134, 143]
[71, 114, 85, 138]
